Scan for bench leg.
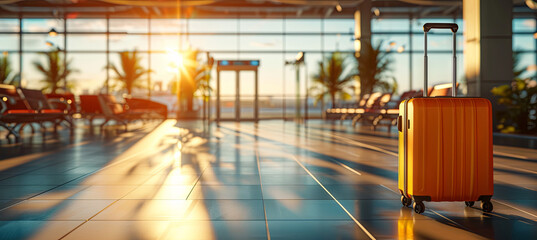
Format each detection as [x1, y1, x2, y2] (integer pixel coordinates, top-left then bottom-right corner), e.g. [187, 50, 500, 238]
[351, 114, 362, 127]
[1, 122, 21, 141]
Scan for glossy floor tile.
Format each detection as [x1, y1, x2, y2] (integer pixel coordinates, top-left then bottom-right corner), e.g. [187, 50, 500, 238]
[1, 120, 537, 239]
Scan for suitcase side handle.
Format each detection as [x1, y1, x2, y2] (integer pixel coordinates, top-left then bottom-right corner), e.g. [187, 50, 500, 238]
[423, 23, 458, 97]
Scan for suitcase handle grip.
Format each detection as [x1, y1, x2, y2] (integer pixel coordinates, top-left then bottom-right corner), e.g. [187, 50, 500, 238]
[423, 23, 458, 33]
[423, 23, 458, 97]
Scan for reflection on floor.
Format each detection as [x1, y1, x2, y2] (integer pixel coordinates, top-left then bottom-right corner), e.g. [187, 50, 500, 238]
[1, 120, 537, 239]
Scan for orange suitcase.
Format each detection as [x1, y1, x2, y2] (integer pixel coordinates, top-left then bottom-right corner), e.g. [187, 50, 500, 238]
[397, 23, 494, 214]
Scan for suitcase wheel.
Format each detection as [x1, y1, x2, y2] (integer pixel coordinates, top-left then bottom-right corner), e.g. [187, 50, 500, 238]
[413, 201, 425, 214]
[401, 195, 412, 207]
[481, 201, 493, 213]
[465, 201, 475, 207]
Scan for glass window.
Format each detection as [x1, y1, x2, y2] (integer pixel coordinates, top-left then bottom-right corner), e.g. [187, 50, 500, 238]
[513, 35, 535, 51]
[285, 19, 321, 33]
[324, 19, 354, 33]
[67, 19, 106, 32]
[109, 34, 148, 51]
[69, 53, 107, 95]
[188, 19, 238, 33]
[371, 34, 409, 52]
[239, 35, 283, 51]
[109, 52, 150, 95]
[240, 19, 283, 33]
[412, 53, 464, 91]
[110, 19, 148, 33]
[517, 53, 536, 79]
[412, 33, 463, 51]
[324, 34, 355, 51]
[151, 19, 185, 33]
[513, 18, 535, 33]
[67, 34, 106, 51]
[151, 35, 180, 51]
[285, 35, 321, 51]
[0, 34, 19, 51]
[23, 34, 65, 51]
[372, 19, 409, 32]
[21, 53, 46, 89]
[0, 19, 19, 32]
[189, 35, 237, 51]
[22, 19, 64, 32]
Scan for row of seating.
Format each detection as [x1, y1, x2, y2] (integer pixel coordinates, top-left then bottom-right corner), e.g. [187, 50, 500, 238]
[0, 84, 167, 142]
[326, 83, 456, 132]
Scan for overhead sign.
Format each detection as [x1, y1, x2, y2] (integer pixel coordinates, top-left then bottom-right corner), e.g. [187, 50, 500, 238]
[217, 60, 260, 71]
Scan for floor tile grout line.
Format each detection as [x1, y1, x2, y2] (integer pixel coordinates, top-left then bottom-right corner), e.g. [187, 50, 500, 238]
[494, 200, 537, 219]
[289, 154, 376, 240]
[0, 122, 168, 211]
[59, 135, 187, 239]
[255, 148, 271, 240]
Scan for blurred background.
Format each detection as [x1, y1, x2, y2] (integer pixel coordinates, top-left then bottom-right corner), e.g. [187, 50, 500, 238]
[0, 0, 535, 133]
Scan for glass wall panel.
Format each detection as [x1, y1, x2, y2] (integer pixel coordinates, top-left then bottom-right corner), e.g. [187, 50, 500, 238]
[151, 35, 180, 51]
[67, 34, 106, 51]
[69, 53, 107, 95]
[21, 53, 46, 89]
[110, 19, 148, 33]
[188, 19, 238, 33]
[323, 19, 354, 33]
[67, 19, 106, 32]
[412, 53, 464, 92]
[189, 35, 237, 51]
[372, 19, 409, 32]
[109, 34, 148, 51]
[0, 18, 19, 32]
[109, 52, 150, 96]
[513, 35, 535, 51]
[285, 19, 321, 33]
[513, 18, 535, 32]
[1, 52, 19, 85]
[371, 34, 409, 51]
[239, 35, 283, 51]
[517, 53, 536, 79]
[323, 34, 354, 51]
[285, 35, 321, 51]
[240, 19, 283, 33]
[22, 19, 64, 32]
[411, 33, 464, 51]
[151, 19, 185, 33]
[23, 34, 64, 51]
[0, 34, 18, 51]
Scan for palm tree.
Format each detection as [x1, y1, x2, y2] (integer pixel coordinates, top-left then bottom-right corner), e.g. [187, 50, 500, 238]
[108, 50, 151, 95]
[310, 52, 355, 108]
[33, 50, 76, 93]
[0, 53, 19, 85]
[173, 48, 212, 112]
[356, 41, 394, 98]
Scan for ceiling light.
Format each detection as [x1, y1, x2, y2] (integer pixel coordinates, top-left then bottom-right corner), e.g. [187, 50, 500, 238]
[397, 46, 405, 53]
[372, 7, 380, 17]
[527, 0, 537, 9]
[335, 3, 342, 12]
[48, 28, 58, 37]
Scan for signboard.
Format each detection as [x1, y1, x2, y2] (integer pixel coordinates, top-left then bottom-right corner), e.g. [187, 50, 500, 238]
[217, 60, 260, 71]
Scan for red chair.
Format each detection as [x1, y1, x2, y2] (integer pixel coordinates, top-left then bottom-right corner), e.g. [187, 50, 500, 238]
[125, 97, 168, 120]
[0, 85, 41, 140]
[45, 93, 76, 114]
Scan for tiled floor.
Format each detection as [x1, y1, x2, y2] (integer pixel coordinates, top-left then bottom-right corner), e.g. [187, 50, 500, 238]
[1, 120, 537, 239]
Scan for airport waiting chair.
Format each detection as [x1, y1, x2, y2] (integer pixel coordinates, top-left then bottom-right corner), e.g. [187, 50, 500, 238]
[97, 94, 144, 131]
[45, 93, 77, 115]
[19, 88, 74, 133]
[124, 97, 168, 120]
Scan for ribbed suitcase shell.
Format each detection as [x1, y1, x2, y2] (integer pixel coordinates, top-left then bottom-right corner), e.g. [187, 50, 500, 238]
[398, 97, 494, 201]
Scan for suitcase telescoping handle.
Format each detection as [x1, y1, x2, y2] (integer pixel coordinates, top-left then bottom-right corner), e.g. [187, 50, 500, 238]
[423, 23, 458, 97]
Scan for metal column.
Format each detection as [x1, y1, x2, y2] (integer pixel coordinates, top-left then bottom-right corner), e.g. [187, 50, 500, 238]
[216, 70, 220, 122]
[254, 70, 259, 122]
[235, 70, 240, 121]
